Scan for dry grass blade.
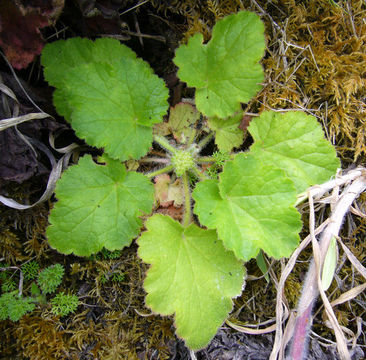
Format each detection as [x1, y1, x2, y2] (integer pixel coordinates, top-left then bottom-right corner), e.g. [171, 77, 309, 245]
[226, 319, 277, 335]
[269, 220, 329, 360]
[49, 131, 80, 154]
[119, 0, 150, 16]
[296, 167, 365, 206]
[337, 236, 366, 280]
[0, 50, 45, 113]
[271, 168, 366, 360]
[0, 82, 18, 102]
[330, 283, 366, 308]
[0, 112, 51, 131]
[190, 350, 197, 360]
[308, 194, 351, 360]
[0, 153, 70, 210]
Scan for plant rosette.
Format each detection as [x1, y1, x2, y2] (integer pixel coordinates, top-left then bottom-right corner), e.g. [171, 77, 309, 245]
[171, 148, 196, 177]
[41, 11, 340, 350]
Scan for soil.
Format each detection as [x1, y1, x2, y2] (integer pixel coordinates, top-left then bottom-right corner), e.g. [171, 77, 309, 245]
[0, 1, 365, 359]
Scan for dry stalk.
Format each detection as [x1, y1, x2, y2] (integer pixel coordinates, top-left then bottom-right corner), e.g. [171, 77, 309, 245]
[270, 167, 366, 360]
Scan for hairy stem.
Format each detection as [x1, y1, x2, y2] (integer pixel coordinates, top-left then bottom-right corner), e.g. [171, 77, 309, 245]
[289, 172, 366, 360]
[153, 135, 177, 154]
[139, 157, 169, 164]
[145, 165, 174, 179]
[182, 172, 192, 227]
[197, 132, 214, 151]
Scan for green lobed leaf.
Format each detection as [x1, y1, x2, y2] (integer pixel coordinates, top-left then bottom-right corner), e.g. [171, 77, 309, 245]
[42, 37, 137, 120]
[138, 214, 245, 350]
[207, 112, 245, 152]
[174, 11, 265, 118]
[47, 155, 154, 256]
[193, 154, 302, 261]
[41, 38, 169, 161]
[248, 111, 340, 192]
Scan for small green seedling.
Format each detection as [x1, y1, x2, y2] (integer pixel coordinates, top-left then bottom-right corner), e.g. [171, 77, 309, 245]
[41, 11, 339, 350]
[51, 292, 80, 317]
[21, 260, 40, 280]
[37, 263, 64, 294]
[0, 291, 35, 321]
[0, 263, 79, 320]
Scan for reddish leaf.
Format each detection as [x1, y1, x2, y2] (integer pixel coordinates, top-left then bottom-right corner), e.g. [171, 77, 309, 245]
[239, 114, 253, 132]
[17, 1, 64, 17]
[154, 174, 183, 208]
[156, 205, 184, 221]
[154, 174, 171, 207]
[0, 0, 64, 70]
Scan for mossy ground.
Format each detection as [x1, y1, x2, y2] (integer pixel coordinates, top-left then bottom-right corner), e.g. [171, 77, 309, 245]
[1, 1, 365, 359]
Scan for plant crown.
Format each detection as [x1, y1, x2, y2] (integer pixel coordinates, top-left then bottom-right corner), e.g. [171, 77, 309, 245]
[41, 11, 340, 350]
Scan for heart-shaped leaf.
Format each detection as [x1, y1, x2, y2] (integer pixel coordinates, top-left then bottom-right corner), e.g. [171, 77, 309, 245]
[193, 154, 302, 261]
[138, 214, 245, 350]
[174, 11, 265, 118]
[248, 111, 340, 192]
[42, 38, 169, 161]
[47, 155, 154, 256]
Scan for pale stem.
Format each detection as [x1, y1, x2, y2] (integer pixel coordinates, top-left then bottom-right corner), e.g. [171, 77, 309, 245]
[197, 132, 214, 151]
[139, 157, 169, 164]
[153, 135, 177, 154]
[145, 165, 174, 179]
[182, 172, 192, 227]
